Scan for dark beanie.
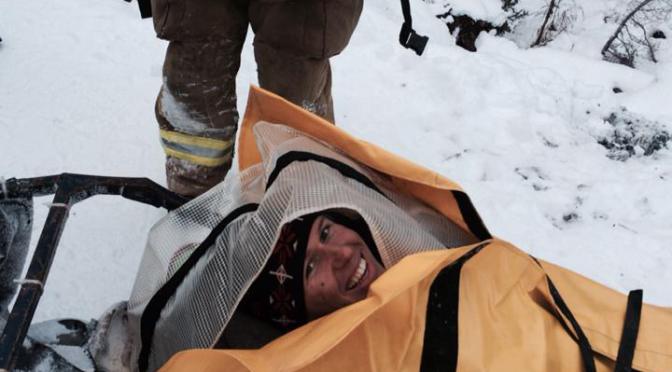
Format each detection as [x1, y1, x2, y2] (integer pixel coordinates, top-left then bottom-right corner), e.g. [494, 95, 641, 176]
[240, 216, 315, 332]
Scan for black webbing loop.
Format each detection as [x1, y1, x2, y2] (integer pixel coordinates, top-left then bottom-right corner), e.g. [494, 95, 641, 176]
[615, 289, 643, 372]
[420, 243, 487, 372]
[547, 278, 597, 372]
[452, 191, 491, 241]
[399, 0, 429, 55]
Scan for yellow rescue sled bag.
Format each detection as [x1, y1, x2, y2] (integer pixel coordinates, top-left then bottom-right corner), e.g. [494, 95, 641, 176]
[158, 87, 672, 372]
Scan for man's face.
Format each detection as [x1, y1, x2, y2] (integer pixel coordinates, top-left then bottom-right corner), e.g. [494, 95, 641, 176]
[303, 215, 385, 319]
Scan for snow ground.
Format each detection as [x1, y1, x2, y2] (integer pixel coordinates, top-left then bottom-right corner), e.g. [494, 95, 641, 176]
[0, 0, 670, 324]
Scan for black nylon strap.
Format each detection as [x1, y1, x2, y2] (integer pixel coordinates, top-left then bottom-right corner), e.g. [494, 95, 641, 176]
[137, 203, 258, 372]
[399, 0, 429, 55]
[137, 0, 152, 19]
[547, 278, 597, 372]
[400, 0, 412, 26]
[452, 191, 491, 241]
[420, 243, 487, 372]
[266, 151, 387, 198]
[615, 289, 643, 372]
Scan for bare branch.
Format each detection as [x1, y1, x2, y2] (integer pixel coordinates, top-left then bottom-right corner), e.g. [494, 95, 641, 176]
[601, 0, 656, 56]
[532, 0, 557, 47]
[632, 18, 658, 62]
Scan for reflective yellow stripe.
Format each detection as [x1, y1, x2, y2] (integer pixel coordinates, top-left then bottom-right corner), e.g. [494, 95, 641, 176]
[159, 129, 232, 151]
[163, 147, 232, 167]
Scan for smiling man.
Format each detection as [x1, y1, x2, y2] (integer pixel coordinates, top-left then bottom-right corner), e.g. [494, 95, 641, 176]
[303, 212, 386, 319]
[241, 209, 386, 332]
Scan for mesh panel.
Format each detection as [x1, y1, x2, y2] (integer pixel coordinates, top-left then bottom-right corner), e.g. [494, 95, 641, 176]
[254, 123, 476, 253]
[127, 163, 265, 371]
[127, 122, 477, 371]
[128, 164, 252, 311]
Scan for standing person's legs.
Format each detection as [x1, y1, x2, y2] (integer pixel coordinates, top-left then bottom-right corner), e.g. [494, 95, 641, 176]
[249, 0, 363, 124]
[152, 0, 249, 196]
[254, 44, 335, 122]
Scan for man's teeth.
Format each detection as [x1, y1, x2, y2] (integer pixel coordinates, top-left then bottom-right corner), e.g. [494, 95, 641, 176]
[347, 256, 368, 290]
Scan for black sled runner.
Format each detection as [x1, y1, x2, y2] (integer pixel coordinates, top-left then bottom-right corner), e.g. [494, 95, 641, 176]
[0, 173, 187, 371]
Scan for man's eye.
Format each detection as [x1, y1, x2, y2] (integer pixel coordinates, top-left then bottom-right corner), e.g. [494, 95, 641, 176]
[319, 225, 330, 243]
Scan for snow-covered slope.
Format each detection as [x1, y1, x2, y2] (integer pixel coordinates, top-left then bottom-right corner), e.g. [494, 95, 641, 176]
[1, 0, 670, 322]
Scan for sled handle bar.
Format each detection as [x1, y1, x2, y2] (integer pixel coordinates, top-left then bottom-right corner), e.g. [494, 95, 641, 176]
[0, 173, 188, 371]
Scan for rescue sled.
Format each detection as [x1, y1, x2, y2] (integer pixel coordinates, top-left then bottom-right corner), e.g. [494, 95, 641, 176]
[0, 175, 188, 370]
[2, 87, 671, 372]
[151, 87, 672, 372]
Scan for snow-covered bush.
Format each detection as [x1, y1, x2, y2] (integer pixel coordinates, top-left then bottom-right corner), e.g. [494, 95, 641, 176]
[500, 0, 583, 47]
[424, 0, 584, 50]
[597, 108, 670, 161]
[424, 0, 526, 51]
[529, 0, 583, 46]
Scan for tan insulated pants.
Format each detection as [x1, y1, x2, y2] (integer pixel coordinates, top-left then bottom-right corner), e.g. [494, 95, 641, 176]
[152, 0, 363, 196]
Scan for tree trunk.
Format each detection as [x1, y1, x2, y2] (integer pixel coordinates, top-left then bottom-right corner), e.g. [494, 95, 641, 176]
[532, 0, 557, 47]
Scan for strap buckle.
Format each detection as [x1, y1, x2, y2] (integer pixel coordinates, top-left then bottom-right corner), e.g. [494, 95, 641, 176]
[399, 22, 429, 56]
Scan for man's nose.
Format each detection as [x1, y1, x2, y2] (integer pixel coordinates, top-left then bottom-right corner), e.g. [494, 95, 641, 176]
[327, 244, 355, 270]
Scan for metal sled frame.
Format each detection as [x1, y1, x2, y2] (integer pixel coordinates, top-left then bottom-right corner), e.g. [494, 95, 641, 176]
[0, 173, 188, 371]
